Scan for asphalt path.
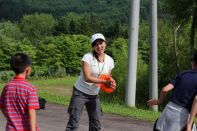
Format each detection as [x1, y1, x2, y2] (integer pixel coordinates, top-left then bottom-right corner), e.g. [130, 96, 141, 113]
[0, 103, 154, 131]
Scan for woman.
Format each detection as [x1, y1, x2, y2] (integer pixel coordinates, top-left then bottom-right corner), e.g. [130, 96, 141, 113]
[147, 51, 197, 131]
[66, 33, 116, 131]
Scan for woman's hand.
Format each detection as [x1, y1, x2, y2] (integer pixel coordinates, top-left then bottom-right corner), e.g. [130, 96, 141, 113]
[111, 79, 116, 89]
[104, 80, 112, 87]
[104, 79, 116, 89]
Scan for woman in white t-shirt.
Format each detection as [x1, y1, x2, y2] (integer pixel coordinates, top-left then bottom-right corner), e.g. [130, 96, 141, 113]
[66, 33, 116, 131]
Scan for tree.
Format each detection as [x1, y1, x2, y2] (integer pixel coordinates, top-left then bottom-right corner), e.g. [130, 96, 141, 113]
[55, 34, 90, 74]
[0, 21, 23, 40]
[35, 36, 63, 76]
[0, 0, 27, 20]
[56, 12, 81, 35]
[34, 34, 90, 75]
[0, 36, 35, 70]
[103, 38, 128, 102]
[79, 13, 105, 36]
[0, 36, 18, 70]
[164, 0, 197, 55]
[21, 13, 56, 43]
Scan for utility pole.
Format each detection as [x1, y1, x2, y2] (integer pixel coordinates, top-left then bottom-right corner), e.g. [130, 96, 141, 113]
[126, 0, 140, 107]
[149, 0, 158, 111]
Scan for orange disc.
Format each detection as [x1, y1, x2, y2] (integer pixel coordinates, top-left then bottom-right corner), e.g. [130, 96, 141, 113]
[97, 74, 115, 94]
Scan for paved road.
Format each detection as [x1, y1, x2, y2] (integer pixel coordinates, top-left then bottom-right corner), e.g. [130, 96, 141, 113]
[0, 103, 154, 131]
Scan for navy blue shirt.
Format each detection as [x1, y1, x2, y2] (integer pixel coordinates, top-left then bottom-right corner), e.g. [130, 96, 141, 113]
[170, 69, 197, 111]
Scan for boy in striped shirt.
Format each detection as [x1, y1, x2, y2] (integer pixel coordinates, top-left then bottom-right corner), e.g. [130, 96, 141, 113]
[0, 53, 40, 131]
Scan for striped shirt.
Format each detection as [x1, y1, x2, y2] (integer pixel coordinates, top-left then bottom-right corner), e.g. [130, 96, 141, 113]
[0, 76, 40, 131]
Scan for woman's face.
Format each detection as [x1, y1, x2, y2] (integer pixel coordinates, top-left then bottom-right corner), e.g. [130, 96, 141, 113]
[93, 39, 106, 55]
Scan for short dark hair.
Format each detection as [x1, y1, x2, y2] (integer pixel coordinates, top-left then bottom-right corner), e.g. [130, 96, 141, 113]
[91, 39, 104, 47]
[11, 53, 32, 74]
[191, 50, 197, 64]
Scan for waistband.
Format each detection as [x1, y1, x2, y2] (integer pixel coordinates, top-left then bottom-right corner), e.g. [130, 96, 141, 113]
[73, 87, 98, 98]
[168, 101, 189, 114]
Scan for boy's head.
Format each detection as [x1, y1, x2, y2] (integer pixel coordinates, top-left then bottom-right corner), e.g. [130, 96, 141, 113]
[191, 50, 197, 69]
[11, 53, 32, 75]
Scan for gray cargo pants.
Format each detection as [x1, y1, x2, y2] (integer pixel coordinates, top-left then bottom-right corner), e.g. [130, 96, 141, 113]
[66, 87, 101, 131]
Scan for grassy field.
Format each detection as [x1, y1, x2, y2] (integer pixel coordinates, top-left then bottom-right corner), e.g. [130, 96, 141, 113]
[31, 77, 76, 97]
[0, 76, 160, 122]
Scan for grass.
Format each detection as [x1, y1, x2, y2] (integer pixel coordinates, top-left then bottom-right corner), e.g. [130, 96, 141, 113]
[33, 77, 159, 122]
[31, 77, 76, 97]
[1, 76, 197, 124]
[37, 91, 159, 122]
[0, 76, 160, 122]
[101, 103, 159, 121]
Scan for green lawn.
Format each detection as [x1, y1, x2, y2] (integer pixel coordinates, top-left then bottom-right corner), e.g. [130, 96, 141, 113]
[31, 77, 77, 97]
[1, 77, 197, 123]
[0, 76, 160, 122]
[33, 77, 159, 122]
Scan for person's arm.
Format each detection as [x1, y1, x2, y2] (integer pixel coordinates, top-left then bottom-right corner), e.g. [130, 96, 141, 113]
[28, 109, 36, 131]
[82, 61, 111, 86]
[186, 95, 197, 131]
[147, 83, 174, 106]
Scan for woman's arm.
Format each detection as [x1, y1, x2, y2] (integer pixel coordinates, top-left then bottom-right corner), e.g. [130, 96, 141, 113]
[186, 95, 197, 131]
[147, 83, 174, 106]
[82, 61, 111, 85]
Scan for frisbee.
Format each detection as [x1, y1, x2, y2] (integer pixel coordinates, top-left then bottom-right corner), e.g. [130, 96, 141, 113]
[97, 74, 115, 94]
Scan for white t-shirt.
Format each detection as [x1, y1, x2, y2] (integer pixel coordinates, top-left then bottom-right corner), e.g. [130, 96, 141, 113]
[74, 52, 114, 95]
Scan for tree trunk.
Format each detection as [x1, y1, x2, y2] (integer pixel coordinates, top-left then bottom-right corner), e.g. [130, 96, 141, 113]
[173, 24, 180, 74]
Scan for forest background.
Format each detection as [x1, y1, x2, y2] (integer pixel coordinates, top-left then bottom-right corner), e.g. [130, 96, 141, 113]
[0, 0, 196, 109]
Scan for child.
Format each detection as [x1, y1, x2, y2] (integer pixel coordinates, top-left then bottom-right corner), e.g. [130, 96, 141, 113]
[0, 53, 40, 131]
[147, 50, 197, 131]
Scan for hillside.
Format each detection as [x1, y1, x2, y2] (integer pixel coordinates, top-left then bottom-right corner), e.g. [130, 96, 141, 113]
[0, 0, 148, 23]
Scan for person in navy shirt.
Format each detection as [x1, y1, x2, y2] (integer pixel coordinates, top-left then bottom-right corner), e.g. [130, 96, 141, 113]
[147, 50, 197, 131]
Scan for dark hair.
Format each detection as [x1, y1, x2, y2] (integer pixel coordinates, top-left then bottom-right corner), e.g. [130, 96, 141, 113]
[92, 50, 99, 62]
[11, 53, 32, 74]
[91, 39, 104, 47]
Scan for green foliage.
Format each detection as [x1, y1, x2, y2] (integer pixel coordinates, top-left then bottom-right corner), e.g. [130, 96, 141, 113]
[100, 37, 148, 107]
[56, 12, 105, 36]
[0, 0, 196, 109]
[0, 0, 132, 25]
[0, 35, 37, 70]
[0, 21, 23, 40]
[36, 37, 63, 72]
[21, 13, 56, 42]
[31, 34, 90, 76]
[0, 0, 29, 20]
[157, 21, 190, 86]
[56, 12, 82, 35]
[103, 38, 128, 103]
[138, 22, 149, 64]
[136, 54, 149, 107]
[163, 0, 194, 22]
[0, 0, 134, 39]
[55, 35, 90, 74]
[0, 36, 19, 70]
[0, 71, 14, 82]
